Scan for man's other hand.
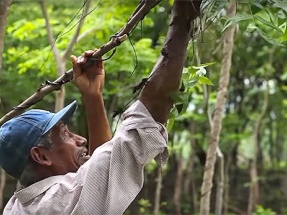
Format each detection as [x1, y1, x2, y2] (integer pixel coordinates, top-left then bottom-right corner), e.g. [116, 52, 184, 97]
[71, 49, 105, 96]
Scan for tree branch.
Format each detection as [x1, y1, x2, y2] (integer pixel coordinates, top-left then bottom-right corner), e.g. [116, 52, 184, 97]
[38, 0, 61, 60]
[63, 0, 92, 60]
[0, 0, 163, 126]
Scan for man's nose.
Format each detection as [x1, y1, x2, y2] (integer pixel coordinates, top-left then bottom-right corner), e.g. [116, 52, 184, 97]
[75, 134, 87, 147]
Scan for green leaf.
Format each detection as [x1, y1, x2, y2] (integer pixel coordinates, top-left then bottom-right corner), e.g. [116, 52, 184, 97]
[192, 62, 216, 69]
[187, 78, 199, 88]
[198, 76, 213, 85]
[167, 118, 175, 132]
[273, 2, 287, 14]
[280, 28, 287, 42]
[250, 1, 265, 15]
[196, 67, 207, 76]
[222, 14, 253, 32]
[188, 67, 198, 75]
[247, 23, 285, 47]
[175, 103, 184, 114]
[254, 15, 283, 33]
[256, 26, 285, 47]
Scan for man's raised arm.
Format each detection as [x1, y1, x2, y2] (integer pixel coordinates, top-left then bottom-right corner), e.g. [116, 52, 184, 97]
[139, 0, 201, 124]
[71, 50, 112, 154]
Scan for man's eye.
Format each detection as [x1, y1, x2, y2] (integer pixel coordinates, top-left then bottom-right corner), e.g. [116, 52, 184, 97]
[63, 130, 69, 139]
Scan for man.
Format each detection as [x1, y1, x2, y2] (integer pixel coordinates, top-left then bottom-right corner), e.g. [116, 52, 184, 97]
[0, 50, 169, 214]
[0, 0, 198, 212]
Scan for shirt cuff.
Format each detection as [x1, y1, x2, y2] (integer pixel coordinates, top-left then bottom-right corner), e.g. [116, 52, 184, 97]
[121, 100, 169, 166]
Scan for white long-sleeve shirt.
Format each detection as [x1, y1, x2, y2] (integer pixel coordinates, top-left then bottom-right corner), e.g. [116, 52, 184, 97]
[3, 100, 168, 215]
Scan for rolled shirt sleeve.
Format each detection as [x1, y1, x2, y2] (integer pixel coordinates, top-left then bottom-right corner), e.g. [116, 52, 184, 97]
[78, 100, 169, 215]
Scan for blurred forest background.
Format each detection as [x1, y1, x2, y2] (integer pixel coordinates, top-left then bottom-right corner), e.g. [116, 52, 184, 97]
[1, 0, 287, 214]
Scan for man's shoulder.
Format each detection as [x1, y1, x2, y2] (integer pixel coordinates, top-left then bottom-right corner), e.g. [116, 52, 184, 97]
[4, 174, 85, 214]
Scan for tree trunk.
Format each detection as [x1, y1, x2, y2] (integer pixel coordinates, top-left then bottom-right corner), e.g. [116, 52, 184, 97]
[247, 160, 259, 215]
[184, 120, 197, 213]
[0, 0, 13, 74]
[215, 147, 225, 215]
[153, 166, 163, 215]
[223, 153, 232, 215]
[173, 152, 183, 215]
[54, 61, 66, 112]
[199, 1, 237, 215]
[247, 81, 269, 214]
[55, 86, 66, 112]
[215, 147, 224, 215]
[0, 168, 6, 212]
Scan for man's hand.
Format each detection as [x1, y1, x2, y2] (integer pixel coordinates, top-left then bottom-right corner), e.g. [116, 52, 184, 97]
[70, 49, 112, 153]
[71, 49, 104, 96]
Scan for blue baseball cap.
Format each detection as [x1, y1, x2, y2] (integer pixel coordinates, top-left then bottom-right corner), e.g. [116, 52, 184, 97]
[0, 100, 77, 179]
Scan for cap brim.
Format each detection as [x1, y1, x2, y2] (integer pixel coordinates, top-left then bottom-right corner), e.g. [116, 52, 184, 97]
[43, 100, 77, 134]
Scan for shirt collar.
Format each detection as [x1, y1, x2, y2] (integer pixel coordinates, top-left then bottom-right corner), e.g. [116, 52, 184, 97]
[15, 175, 64, 204]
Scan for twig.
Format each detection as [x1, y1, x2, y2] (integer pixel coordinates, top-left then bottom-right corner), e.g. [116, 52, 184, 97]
[0, 0, 163, 126]
[38, 0, 61, 61]
[63, 0, 92, 60]
[76, 26, 99, 43]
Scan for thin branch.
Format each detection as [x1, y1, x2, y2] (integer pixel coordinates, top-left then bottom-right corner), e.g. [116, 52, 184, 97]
[63, 0, 92, 60]
[127, 0, 145, 23]
[76, 26, 99, 43]
[38, 0, 60, 60]
[115, 0, 162, 36]
[76, 6, 116, 44]
[0, 0, 163, 126]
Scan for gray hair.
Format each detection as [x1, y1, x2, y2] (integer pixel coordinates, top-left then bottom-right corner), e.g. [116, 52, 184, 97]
[18, 131, 52, 187]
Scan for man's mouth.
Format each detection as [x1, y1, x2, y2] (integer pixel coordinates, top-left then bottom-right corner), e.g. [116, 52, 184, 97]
[78, 149, 91, 165]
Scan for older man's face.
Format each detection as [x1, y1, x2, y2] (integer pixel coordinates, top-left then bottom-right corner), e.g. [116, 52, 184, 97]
[47, 121, 90, 174]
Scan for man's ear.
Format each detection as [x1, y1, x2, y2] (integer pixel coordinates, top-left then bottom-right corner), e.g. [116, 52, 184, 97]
[30, 147, 52, 166]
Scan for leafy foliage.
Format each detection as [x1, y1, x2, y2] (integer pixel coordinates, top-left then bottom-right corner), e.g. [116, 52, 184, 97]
[2, 0, 287, 214]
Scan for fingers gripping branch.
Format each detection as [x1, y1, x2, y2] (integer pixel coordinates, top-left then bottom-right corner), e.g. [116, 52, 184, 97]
[0, 0, 163, 126]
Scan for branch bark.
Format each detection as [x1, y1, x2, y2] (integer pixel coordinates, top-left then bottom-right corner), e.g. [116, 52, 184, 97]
[215, 147, 224, 215]
[199, 1, 237, 215]
[139, 0, 202, 124]
[0, 0, 163, 126]
[0, 0, 13, 75]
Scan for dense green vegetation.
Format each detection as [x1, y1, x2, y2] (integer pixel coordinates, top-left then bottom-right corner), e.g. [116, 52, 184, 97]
[1, 0, 287, 214]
